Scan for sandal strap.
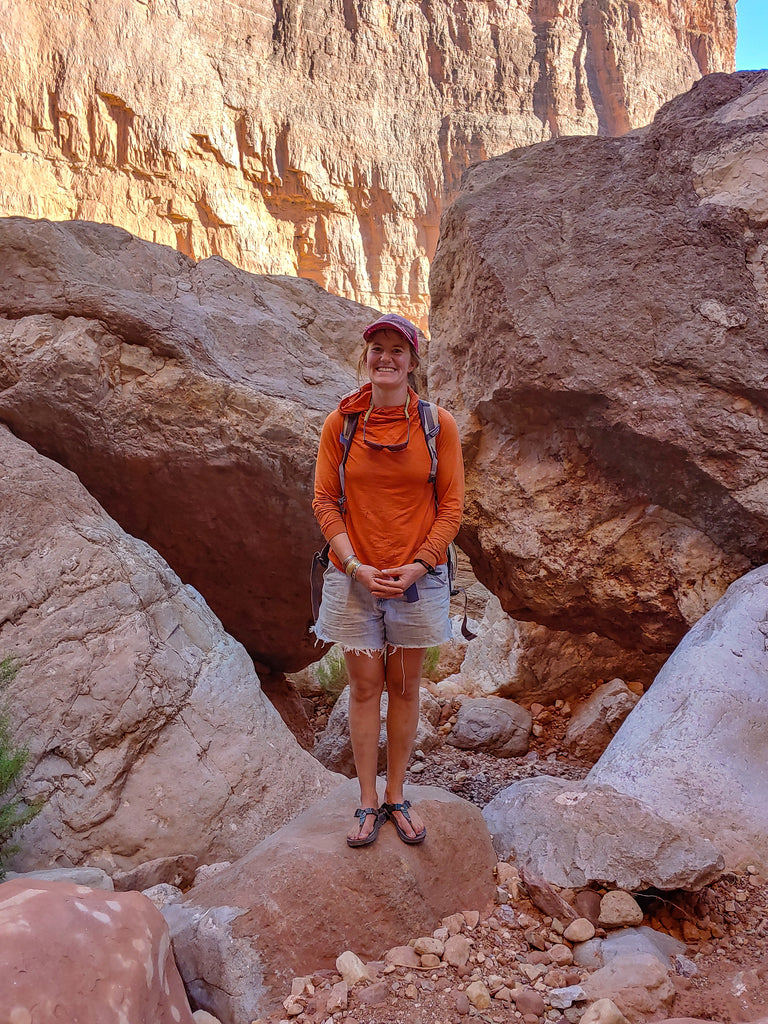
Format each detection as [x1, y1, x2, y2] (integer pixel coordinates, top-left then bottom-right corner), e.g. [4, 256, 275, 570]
[383, 800, 413, 824]
[354, 806, 379, 821]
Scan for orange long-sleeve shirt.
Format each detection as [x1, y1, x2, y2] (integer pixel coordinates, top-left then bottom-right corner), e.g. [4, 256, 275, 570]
[313, 384, 464, 571]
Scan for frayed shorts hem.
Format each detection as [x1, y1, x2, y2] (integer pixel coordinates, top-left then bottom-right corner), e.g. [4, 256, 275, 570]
[310, 629, 442, 656]
[312, 563, 452, 652]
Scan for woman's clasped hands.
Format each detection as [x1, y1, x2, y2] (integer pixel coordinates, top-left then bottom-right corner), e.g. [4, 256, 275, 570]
[354, 561, 427, 598]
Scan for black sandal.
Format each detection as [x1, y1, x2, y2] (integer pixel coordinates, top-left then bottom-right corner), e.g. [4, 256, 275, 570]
[347, 806, 386, 848]
[381, 800, 427, 845]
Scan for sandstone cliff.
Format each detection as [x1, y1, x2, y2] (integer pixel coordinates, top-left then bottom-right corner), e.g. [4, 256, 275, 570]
[0, 1, 735, 328]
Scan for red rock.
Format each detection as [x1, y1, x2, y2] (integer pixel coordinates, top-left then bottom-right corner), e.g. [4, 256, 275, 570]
[356, 982, 388, 1006]
[167, 781, 496, 1021]
[454, 991, 471, 1014]
[431, 72, 766, 664]
[112, 855, 198, 893]
[574, 889, 602, 925]
[0, 2, 735, 329]
[0, 879, 194, 1024]
[521, 866, 578, 923]
[515, 988, 547, 1015]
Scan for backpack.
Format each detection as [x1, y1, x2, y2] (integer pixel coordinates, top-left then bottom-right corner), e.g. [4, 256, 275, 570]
[311, 400, 476, 639]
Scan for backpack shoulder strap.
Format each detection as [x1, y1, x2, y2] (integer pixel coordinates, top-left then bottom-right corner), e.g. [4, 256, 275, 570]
[337, 412, 359, 513]
[417, 400, 440, 484]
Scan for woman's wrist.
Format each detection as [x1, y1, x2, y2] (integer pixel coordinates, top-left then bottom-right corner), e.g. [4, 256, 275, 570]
[344, 555, 362, 578]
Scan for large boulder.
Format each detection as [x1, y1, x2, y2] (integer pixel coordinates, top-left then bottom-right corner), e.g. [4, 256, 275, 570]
[165, 780, 497, 1023]
[483, 776, 723, 891]
[589, 562, 768, 871]
[579, 954, 676, 1021]
[446, 696, 532, 757]
[0, 878, 195, 1024]
[429, 71, 768, 659]
[0, 426, 339, 871]
[564, 679, 641, 761]
[0, 216, 367, 675]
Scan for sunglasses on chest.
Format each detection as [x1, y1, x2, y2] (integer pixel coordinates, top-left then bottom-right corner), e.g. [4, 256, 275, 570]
[362, 395, 411, 452]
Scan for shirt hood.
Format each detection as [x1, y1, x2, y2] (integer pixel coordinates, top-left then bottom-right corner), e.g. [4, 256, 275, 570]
[338, 382, 419, 416]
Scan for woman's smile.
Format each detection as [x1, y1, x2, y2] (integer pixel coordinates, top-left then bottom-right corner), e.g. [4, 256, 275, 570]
[366, 329, 416, 395]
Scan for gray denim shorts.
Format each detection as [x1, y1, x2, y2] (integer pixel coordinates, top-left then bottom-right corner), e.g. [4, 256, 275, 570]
[313, 563, 452, 652]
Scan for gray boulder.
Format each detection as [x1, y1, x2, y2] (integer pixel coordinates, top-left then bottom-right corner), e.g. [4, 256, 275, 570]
[589, 562, 768, 871]
[0, 427, 339, 872]
[573, 926, 687, 970]
[483, 776, 723, 891]
[446, 697, 532, 757]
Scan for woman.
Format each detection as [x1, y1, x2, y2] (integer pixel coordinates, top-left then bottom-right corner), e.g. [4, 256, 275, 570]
[313, 312, 464, 847]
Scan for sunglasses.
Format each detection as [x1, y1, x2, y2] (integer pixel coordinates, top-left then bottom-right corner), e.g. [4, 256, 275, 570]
[362, 396, 411, 452]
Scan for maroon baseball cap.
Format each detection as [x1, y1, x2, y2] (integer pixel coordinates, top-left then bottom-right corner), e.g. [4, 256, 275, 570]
[363, 313, 420, 354]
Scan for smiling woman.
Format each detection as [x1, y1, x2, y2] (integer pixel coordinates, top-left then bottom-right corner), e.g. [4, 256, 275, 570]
[736, 0, 768, 70]
[312, 312, 465, 850]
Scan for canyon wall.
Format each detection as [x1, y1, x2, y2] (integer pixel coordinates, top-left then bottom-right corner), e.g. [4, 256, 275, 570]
[0, 1, 735, 328]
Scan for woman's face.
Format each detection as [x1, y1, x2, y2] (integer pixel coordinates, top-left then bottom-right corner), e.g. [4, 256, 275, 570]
[366, 329, 417, 390]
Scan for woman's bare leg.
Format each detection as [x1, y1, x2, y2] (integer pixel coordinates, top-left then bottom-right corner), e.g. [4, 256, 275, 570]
[384, 646, 426, 839]
[344, 649, 386, 842]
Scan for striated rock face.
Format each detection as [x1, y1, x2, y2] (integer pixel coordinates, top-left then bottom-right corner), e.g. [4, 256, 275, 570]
[0, 426, 338, 872]
[0, 1, 735, 328]
[0, 217, 367, 675]
[430, 71, 768, 658]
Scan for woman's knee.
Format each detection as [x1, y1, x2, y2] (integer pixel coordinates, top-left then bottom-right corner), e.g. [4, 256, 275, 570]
[349, 676, 385, 704]
[346, 653, 386, 703]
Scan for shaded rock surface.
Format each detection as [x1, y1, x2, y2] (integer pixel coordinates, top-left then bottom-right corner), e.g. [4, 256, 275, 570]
[429, 71, 768, 659]
[0, 1, 735, 327]
[589, 562, 768, 871]
[482, 776, 723, 891]
[165, 780, 496, 1023]
[0, 426, 338, 871]
[564, 679, 641, 761]
[0, 217, 368, 674]
[436, 595, 663, 702]
[0, 878, 195, 1024]
[313, 685, 440, 776]
[446, 697, 532, 757]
